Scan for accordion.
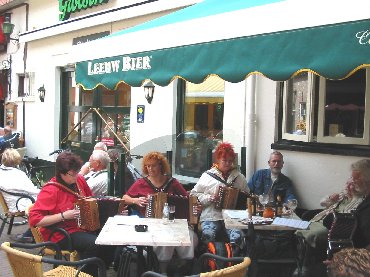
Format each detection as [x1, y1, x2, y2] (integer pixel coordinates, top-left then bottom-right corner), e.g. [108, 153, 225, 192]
[75, 197, 126, 231]
[145, 192, 199, 225]
[215, 186, 250, 210]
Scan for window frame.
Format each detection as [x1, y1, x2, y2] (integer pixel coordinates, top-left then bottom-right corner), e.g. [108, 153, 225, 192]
[281, 73, 315, 142]
[271, 68, 370, 157]
[316, 71, 370, 145]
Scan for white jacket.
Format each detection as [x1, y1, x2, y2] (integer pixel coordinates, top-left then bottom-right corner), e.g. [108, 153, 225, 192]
[190, 167, 248, 222]
[0, 165, 39, 212]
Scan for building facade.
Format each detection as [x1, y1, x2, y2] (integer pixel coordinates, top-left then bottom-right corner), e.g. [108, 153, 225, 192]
[2, 0, 369, 210]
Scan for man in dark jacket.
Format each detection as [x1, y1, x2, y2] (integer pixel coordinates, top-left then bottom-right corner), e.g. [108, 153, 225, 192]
[248, 150, 296, 203]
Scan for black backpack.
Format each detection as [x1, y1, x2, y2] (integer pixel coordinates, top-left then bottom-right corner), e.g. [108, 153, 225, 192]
[114, 246, 159, 277]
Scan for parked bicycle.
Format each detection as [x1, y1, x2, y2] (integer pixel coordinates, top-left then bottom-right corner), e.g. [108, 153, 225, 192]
[19, 156, 55, 188]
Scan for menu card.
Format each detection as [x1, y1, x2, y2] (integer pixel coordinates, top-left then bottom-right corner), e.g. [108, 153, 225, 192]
[272, 217, 310, 229]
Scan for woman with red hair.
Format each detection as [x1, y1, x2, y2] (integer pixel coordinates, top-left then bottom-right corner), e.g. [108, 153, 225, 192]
[191, 142, 249, 254]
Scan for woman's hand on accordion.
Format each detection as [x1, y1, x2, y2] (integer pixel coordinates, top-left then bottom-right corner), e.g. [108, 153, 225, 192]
[63, 209, 81, 220]
[135, 196, 148, 207]
[195, 202, 203, 216]
[209, 194, 220, 203]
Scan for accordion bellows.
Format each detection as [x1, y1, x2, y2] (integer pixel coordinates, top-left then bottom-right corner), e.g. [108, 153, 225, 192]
[75, 197, 125, 231]
[216, 186, 250, 210]
[145, 192, 199, 225]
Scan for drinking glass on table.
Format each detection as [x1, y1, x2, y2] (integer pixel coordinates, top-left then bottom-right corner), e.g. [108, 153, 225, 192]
[259, 193, 269, 210]
[169, 205, 176, 222]
[286, 199, 298, 218]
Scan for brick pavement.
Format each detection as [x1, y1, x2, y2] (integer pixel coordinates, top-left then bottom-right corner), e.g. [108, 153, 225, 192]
[0, 211, 116, 277]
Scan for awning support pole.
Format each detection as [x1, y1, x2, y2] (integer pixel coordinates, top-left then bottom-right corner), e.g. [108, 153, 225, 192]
[245, 75, 257, 179]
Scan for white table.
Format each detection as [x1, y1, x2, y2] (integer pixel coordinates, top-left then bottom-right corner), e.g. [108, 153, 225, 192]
[96, 216, 191, 276]
[96, 216, 191, 246]
[222, 209, 302, 231]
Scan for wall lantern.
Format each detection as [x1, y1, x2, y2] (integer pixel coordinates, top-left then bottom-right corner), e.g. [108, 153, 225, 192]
[144, 80, 155, 104]
[1, 14, 18, 42]
[38, 85, 46, 102]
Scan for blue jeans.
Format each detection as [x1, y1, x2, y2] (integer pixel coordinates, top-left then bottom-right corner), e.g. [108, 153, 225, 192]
[201, 220, 244, 245]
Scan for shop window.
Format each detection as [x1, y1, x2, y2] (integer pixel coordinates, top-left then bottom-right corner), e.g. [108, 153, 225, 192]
[280, 68, 370, 146]
[63, 70, 131, 151]
[17, 74, 25, 97]
[175, 76, 225, 178]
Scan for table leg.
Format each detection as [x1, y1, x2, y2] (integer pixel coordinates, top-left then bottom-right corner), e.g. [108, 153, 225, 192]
[136, 246, 145, 277]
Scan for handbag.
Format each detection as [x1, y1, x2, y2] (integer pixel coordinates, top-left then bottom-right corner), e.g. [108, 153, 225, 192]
[254, 230, 296, 259]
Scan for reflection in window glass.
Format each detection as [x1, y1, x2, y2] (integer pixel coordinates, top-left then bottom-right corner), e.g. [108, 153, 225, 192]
[284, 72, 309, 135]
[324, 70, 365, 138]
[81, 113, 93, 143]
[175, 76, 225, 178]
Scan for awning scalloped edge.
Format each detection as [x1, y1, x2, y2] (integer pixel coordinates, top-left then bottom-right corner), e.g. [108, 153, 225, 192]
[76, 64, 370, 91]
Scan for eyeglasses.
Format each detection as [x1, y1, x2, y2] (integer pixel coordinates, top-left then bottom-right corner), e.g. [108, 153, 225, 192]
[66, 171, 78, 178]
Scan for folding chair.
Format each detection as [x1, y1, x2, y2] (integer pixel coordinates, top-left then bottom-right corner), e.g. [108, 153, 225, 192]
[0, 188, 35, 237]
[142, 253, 251, 277]
[327, 212, 357, 260]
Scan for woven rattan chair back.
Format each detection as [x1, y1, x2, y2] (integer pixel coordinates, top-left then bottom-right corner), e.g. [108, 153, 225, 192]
[1, 242, 94, 277]
[200, 257, 251, 277]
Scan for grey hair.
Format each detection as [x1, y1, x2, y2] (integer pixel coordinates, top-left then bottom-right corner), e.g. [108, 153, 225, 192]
[94, 142, 108, 152]
[269, 151, 283, 160]
[91, 150, 111, 168]
[351, 159, 370, 186]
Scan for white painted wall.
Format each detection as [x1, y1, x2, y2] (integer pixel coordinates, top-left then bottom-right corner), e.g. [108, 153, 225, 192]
[129, 83, 175, 155]
[223, 81, 246, 164]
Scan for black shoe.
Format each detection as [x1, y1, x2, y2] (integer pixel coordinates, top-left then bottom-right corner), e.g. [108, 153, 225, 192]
[11, 233, 34, 243]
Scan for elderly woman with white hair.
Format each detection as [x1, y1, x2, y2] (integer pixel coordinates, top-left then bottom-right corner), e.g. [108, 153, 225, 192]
[351, 159, 370, 250]
[0, 148, 39, 212]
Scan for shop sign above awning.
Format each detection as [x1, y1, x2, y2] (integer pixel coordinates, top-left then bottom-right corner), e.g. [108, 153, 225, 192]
[75, 0, 370, 89]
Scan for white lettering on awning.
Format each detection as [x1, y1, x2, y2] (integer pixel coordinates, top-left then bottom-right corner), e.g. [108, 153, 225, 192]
[88, 60, 121, 75]
[356, 30, 370, 44]
[122, 56, 151, 71]
[87, 56, 151, 75]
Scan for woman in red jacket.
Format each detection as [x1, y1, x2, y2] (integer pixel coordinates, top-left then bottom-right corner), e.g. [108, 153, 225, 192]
[29, 151, 114, 275]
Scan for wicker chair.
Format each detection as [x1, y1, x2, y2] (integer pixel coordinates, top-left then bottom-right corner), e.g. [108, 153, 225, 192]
[1, 241, 106, 277]
[0, 188, 35, 237]
[26, 204, 80, 261]
[141, 253, 251, 277]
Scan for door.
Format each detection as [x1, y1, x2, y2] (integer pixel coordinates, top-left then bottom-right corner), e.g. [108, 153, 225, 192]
[60, 70, 131, 162]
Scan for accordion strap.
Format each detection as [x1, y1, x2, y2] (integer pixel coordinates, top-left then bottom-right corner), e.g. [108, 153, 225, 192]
[144, 177, 174, 193]
[44, 181, 83, 198]
[206, 171, 238, 187]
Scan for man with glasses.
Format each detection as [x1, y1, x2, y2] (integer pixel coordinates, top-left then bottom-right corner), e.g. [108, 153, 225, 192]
[248, 151, 296, 203]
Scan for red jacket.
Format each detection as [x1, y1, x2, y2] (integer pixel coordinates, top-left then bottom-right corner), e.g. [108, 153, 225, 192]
[28, 175, 92, 243]
[126, 177, 188, 216]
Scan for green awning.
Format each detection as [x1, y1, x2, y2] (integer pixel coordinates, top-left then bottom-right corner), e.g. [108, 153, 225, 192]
[75, 0, 370, 89]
